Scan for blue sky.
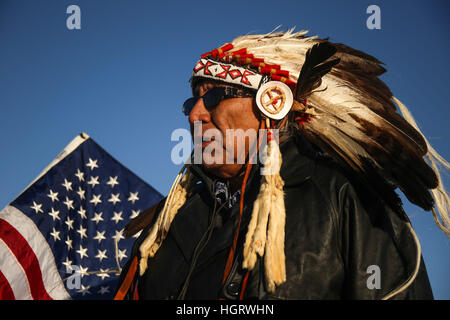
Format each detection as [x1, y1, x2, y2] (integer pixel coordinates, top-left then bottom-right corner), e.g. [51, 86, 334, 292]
[0, 0, 449, 298]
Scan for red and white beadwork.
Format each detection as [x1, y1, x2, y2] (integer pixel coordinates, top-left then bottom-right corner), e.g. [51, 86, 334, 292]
[192, 58, 268, 91]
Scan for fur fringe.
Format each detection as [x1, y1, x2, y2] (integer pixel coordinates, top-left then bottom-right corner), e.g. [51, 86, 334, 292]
[243, 128, 286, 292]
[138, 165, 196, 275]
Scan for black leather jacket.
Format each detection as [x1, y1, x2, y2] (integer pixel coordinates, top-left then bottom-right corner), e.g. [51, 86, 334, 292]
[116, 135, 433, 300]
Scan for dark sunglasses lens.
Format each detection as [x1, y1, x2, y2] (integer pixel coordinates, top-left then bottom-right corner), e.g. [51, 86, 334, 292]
[202, 87, 225, 109]
[182, 97, 197, 115]
[182, 87, 249, 116]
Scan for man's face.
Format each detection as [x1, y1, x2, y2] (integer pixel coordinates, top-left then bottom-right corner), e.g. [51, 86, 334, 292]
[188, 82, 261, 179]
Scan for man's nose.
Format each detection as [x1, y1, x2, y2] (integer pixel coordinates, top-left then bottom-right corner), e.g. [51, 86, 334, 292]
[188, 97, 211, 125]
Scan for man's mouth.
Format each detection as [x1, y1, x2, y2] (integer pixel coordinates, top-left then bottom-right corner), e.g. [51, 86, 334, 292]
[201, 136, 216, 148]
[193, 135, 220, 149]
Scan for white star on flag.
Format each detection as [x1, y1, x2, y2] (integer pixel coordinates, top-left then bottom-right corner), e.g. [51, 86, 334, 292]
[76, 186, 86, 200]
[61, 178, 73, 192]
[98, 286, 110, 295]
[112, 229, 125, 242]
[65, 236, 73, 250]
[128, 192, 139, 204]
[47, 189, 59, 202]
[65, 216, 74, 230]
[86, 158, 99, 170]
[111, 211, 123, 224]
[95, 249, 108, 262]
[97, 269, 111, 281]
[106, 176, 119, 187]
[117, 248, 127, 261]
[77, 206, 87, 219]
[76, 244, 89, 259]
[91, 212, 104, 224]
[108, 193, 121, 205]
[93, 230, 106, 243]
[63, 196, 74, 210]
[62, 257, 72, 270]
[50, 227, 61, 241]
[87, 176, 100, 188]
[48, 207, 61, 221]
[77, 285, 91, 296]
[90, 194, 102, 206]
[75, 168, 85, 182]
[77, 225, 88, 239]
[30, 201, 43, 214]
[79, 266, 89, 278]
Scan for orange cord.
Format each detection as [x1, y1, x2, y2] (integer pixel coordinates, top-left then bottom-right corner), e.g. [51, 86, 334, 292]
[278, 115, 288, 131]
[239, 271, 250, 300]
[113, 256, 138, 300]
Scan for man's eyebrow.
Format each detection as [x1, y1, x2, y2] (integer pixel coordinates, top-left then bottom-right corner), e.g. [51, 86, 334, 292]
[193, 82, 213, 97]
[192, 81, 205, 97]
[193, 86, 201, 97]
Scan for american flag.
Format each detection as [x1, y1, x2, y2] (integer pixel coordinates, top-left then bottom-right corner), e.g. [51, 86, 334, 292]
[0, 133, 162, 300]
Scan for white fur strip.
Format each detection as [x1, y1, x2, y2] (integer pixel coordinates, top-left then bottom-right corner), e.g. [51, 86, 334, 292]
[242, 136, 286, 292]
[139, 166, 195, 276]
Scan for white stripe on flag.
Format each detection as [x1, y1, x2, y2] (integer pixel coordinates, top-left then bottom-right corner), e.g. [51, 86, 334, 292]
[0, 205, 71, 300]
[0, 239, 33, 300]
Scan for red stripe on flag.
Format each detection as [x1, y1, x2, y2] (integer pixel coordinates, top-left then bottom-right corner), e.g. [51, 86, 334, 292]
[0, 270, 15, 300]
[0, 219, 53, 300]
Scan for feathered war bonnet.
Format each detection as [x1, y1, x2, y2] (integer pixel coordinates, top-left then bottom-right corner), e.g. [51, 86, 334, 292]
[138, 29, 450, 293]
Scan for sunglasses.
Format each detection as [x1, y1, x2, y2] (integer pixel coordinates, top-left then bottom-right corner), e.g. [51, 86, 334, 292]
[182, 86, 255, 116]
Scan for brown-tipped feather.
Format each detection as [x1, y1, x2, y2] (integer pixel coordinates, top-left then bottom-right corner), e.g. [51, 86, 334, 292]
[295, 42, 340, 100]
[124, 198, 165, 238]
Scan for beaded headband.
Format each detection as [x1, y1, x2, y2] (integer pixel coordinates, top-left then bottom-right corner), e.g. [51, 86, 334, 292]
[191, 43, 297, 92]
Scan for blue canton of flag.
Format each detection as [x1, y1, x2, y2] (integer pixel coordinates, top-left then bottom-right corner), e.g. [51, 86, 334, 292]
[0, 133, 162, 300]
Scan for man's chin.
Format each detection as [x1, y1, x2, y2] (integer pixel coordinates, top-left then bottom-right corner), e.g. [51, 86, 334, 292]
[200, 162, 244, 180]
[200, 162, 227, 179]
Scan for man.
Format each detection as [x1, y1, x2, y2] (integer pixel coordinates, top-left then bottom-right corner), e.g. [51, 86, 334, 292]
[114, 30, 449, 299]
